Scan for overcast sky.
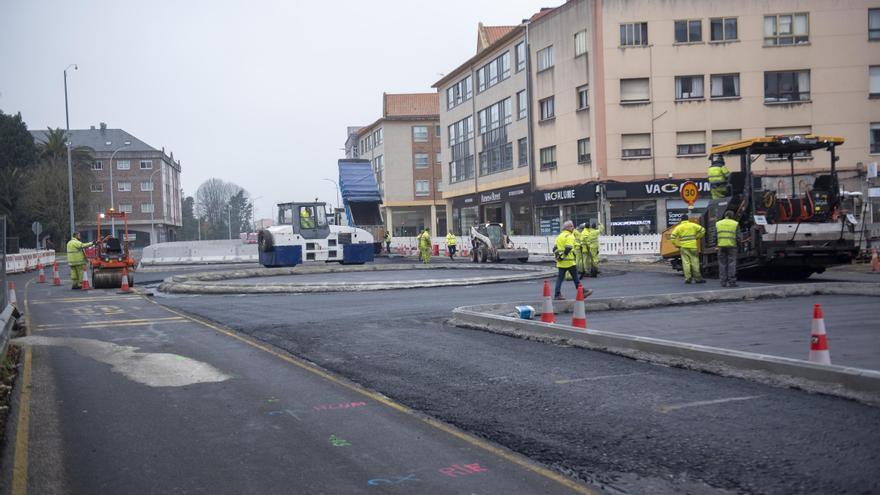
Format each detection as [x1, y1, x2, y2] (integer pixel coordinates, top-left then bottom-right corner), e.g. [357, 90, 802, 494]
[1, 0, 553, 221]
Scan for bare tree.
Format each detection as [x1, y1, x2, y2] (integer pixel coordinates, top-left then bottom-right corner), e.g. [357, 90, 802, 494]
[194, 178, 249, 239]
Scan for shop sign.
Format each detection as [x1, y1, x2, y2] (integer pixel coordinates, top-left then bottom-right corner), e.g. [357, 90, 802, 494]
[480, 191, 502, 204]
[534, 183, 597, 205]
[608, 179, 711, 198]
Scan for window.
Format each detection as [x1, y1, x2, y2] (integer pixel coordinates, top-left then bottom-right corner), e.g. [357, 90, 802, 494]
[871, 9, 880, 40]
[577, 85, 589, 110]
[90, 183, 103, 192]
[712, 129, 742, 147]
[517, 90, 527, 120]
[710, 74, 740, 98]
[449, 117, 474, 183]
[676, 131, 706, 156]
[118, 181, 131, 192]
[622, 133, 651, 158]
[118, 204, 132, 213]
[414, 153, 429, 168]
[765, 126, 812, 159]
[477, 52, 511, 92]
[620, 22, 648, 47]
[413, 126, 429, 142]
[870, 66, 880, 97]
[116, 160, 130, 170]
[92, 160, 103, 170]
[536, 46, 554, 71]
[518, 138, 528, 167]
[448, 116, 474, 147]
[539, 146, 557, 170]
[139, 160, 152, 169]
[710, 17, 738, 41]
[434, 125, 440, 137]
[764, 13, 809, 45]
[436, 180, 443, 193]
[478, 142, 513, 176]
[436, 152, 442, 164]
[140, 181, 154, 191]
[574, 30, 587, 57]
[539, 97, 555, 121]
[477, 98, 512, 134]
[374, 128, 383, 146]
[373, 155, 384, 195]
[620, 78, 650, 103]
[674, 20, 702, 43]
[415, 180, 430, 196]
[141, 203, 154, 213]
[764, 70, 810, 102]
[446, 75, 473, 109]
[675, 75, 704, 100]
[515, 42, 526, 72]
[871, 123, 880, 154]
[577, 138, 591, 164]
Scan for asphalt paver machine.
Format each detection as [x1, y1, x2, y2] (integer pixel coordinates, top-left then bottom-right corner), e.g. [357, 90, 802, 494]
[90, 209, 136, 288]
[661, 135, 860, 279]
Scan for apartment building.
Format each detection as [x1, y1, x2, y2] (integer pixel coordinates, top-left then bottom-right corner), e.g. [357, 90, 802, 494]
[438, 0, 880, 234]
[31, 124, 183, 246]
[356, 93, 443, 236]
[434, 23, 534, 235]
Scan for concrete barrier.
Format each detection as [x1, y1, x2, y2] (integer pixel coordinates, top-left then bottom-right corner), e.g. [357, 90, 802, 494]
[140, 240, 257, 266]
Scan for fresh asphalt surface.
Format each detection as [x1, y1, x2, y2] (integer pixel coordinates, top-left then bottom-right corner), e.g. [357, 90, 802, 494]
[150, 261, 880, 494]
[213, 268, 533, 285]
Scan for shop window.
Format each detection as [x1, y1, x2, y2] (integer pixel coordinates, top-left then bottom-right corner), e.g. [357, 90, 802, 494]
[609, 200, 656, 235]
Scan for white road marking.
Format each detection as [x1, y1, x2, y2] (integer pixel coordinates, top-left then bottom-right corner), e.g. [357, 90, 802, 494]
[657, 395, 763, 413]
[555, 372, 646, 384]
[12, 336, 230, 387]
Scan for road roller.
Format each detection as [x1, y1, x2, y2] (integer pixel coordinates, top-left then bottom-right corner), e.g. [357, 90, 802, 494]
[89, 209, 136, 289]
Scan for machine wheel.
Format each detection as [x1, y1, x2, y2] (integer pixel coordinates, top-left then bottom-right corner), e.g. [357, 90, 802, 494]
[258, 230, 274, 252]
[518, 258, 529, 263]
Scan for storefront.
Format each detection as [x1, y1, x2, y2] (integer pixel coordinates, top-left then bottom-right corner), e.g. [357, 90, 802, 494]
[533, 183, 598, 235]
[451, 184, 532, 236]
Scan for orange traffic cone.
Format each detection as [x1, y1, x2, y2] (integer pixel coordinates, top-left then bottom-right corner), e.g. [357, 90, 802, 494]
[118, 267, 131, 293]
[540, 280, 555, 323]
[52, 261, 62, 286]
[871, 248, 879, 273]
[571, 284, 587, 329]
[808, 304, 831, 365]
[7, 281, 17, 307]
[81, 268, 91, 290]
[37, 263, 46, 283]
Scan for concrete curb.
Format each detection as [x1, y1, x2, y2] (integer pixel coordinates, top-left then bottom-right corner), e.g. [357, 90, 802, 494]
[158, 263, 556, 294]
[0, 304, 18, 359]
[451, 282, 880, 405]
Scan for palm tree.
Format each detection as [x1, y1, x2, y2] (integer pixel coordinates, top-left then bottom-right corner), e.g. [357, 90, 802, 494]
[37, 127, 93, 168]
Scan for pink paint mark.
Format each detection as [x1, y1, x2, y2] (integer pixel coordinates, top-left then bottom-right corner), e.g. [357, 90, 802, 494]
[438, 463, 488, 478]
[313, 401, 368, 412]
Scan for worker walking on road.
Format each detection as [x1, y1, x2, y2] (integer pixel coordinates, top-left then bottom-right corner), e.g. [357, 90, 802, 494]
[670, 215, 706, 284]
[384, 230, 392, 254]
[715, 211, 740, 287]
[582, 219, 602, 277]
[66, 231, 102, 290]
[417, 227, 432, 264]
[446, 231, 457, 260]
[708, 155, 731, 199]
[553, 221, 593, 300]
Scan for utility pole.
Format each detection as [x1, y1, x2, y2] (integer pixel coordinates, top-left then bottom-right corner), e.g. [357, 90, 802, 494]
[64, 64, 77, 237]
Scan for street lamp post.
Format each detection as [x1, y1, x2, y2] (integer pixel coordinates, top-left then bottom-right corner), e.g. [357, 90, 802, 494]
[149, 168, 161, 245]
[107, 141, 131, 237]
[226, 204, 232, 240]
[250, 196, 263, 232]
[64, 63, 77, 237]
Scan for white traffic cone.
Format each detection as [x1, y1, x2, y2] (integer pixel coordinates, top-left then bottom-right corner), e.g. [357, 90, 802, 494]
[8, 281, 17, 307]
[118, 267, 131, 293]
[37, 263, 46, 283]
[52, 262, 62, 286]
[571, 284, 587, 329]
[808, 304, 831, 365]
[540, 280, 555, 323]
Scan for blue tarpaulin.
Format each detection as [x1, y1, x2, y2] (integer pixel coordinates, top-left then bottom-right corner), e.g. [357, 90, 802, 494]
[338, 159, 381, 203]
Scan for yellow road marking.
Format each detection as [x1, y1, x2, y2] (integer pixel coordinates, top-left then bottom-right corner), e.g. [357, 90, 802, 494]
[36, 316, 184, 329]
[657, 395, 763, 413]
[12, 280, 34, 495]
[147, 298, 595, 495]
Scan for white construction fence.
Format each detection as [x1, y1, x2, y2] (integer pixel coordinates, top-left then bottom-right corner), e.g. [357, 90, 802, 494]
[4, 249, 56, 274]
[389, 235, 662, 257]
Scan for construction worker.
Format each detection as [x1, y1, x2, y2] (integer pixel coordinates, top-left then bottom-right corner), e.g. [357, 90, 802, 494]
[715, 210, 740, 287]
[446, 231, 457, 260]
[300, 207, 315, 229]
[568, 224, 584, 281]
[417, 227, 432, 264]
[582, 219, 602, 277]
[553, 221, 593, 300]
[384, 230, 392, 254]
[66, 231, 103, 290]
[670, 214, 706, 284]
[708, 155, 731, 199]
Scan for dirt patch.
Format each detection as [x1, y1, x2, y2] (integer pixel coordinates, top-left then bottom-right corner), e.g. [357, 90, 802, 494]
[0, 344, 22, 451]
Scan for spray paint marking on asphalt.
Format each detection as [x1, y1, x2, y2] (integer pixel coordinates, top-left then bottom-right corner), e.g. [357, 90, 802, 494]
[656, 395, 763, 413]
[313, 401, 367, 411]
[12, 336, 230, 387]
[367, 474, 419, 486]
[145, 296, 597, 495]
[439, 463, 489, 478]
[555, 372, 647, 384]
[36, 316, 185, 330]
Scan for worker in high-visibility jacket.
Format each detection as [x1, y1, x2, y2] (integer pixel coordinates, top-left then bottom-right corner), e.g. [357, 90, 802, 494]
[568, 224, 584, 281]
[66, 232, 101, 289]
[445, 231, 457, 260]
[553, 220, 593, 300]
[708, 155, 731, 199]
[384, 230, 392, 254]
[300, 208, 315, 229]
[417, 227, 432, 264]
[715, 210, 740, 287]
[581, 219, 603, 277]
[670, 215, 706, 284]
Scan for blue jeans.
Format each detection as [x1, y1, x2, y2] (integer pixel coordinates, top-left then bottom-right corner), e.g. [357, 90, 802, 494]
[554, 266, 579, 297]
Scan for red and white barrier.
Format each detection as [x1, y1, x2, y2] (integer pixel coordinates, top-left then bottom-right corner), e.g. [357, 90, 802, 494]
[4, 249, 56, 274]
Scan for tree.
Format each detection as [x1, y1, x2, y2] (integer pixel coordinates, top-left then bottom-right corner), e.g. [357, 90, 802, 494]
[0, 110, 38, 171]
[194, 178, 249, 240]
[180, 195, 198, 241]
[228, 189, 253, 236]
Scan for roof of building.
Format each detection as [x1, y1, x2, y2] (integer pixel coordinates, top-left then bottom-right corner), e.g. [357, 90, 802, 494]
[477, 23, 517, 53]
[30, 126, 157, 153]
[529, 6, 558, 23]
[383, 93, 439, 118]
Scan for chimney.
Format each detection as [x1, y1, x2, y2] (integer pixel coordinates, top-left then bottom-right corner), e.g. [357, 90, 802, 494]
[99, 122, 107, 132]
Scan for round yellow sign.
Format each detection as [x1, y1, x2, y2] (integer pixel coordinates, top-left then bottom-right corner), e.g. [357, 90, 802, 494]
[680, 181, 698, 206]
